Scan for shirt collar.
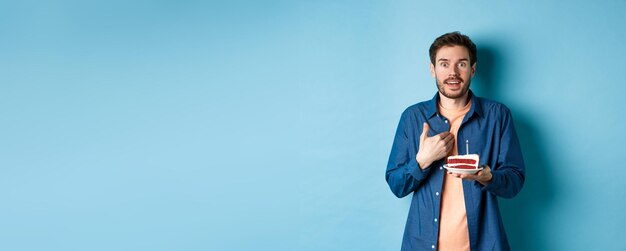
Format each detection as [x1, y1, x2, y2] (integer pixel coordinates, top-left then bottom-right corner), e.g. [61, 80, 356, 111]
[426, 90, 483, 118]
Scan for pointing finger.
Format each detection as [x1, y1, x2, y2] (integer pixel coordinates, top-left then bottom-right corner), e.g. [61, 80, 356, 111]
[443, 133, 455, 143]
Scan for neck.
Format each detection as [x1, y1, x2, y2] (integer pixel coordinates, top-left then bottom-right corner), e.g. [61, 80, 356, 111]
[438, 92, 470, 110]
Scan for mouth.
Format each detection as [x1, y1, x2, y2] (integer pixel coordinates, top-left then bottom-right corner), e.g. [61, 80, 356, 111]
[444, 78, 463, 88]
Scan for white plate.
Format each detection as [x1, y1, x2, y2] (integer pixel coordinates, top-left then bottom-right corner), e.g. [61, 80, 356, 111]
[443, 164, 483, 175]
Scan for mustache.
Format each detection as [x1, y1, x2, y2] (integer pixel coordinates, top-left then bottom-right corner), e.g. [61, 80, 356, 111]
[444, 77, 463, 83]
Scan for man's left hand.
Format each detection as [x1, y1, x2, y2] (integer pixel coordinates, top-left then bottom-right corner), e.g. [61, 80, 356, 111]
[449, 165, 492, 185]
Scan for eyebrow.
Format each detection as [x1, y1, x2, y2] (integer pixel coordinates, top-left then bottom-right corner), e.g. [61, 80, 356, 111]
[437, 58, 469, 62]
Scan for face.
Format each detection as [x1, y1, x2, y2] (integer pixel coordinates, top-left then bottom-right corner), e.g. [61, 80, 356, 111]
[430, 45, 476, 100]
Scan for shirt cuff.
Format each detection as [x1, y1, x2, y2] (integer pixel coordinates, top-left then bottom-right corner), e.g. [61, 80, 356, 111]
[409, 158, 431, 180]
[483, 170, 503, 191]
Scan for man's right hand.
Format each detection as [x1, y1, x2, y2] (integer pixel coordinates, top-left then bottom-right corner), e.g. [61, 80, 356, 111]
[416, 122, 454, 169]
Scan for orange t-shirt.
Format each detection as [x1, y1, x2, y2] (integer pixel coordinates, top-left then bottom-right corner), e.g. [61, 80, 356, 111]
[437, 100, 471, 251]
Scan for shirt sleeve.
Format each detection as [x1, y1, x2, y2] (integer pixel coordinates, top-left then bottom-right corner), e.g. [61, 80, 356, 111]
[385, 110, 433, 198]
[483, 107, 526, 198]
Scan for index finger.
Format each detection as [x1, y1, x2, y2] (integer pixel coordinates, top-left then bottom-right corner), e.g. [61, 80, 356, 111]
[441, 132, 454, 143]
[436, 131, 451, 139]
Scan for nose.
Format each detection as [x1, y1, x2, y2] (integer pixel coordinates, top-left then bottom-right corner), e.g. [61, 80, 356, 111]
[449, 67, 460, 77]
[449, 65, 461, 77]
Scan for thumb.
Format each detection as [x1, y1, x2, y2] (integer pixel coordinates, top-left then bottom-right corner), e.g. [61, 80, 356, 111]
[420, 122, 429, 142]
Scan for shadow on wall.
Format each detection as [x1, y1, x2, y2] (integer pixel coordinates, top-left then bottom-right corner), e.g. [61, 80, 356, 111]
[475, 45, 558, 251]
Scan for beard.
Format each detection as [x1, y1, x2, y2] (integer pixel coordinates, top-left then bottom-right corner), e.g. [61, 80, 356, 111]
[436, 77, 471, 99]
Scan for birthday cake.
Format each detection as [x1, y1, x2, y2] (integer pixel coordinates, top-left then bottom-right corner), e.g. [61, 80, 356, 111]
[446, 154, 479, 169]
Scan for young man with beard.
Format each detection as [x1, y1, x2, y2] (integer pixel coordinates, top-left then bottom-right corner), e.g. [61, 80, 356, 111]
[386, 32, 525, 251]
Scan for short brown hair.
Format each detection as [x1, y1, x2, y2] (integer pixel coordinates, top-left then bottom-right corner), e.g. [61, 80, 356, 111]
[429, 32, 477, 66]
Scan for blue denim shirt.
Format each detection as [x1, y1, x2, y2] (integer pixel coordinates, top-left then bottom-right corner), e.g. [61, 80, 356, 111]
[386, 91, 525, 251]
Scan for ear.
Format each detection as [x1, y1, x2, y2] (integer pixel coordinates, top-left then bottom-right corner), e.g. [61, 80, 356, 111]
[470, 63, 477, 78]
[430, 63, 436, 78]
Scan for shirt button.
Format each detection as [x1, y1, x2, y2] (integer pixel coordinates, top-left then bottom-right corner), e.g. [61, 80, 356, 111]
[440, 166, 443, 170]
[436, 192, 439, 196]
[434, 218, 438, 222]
[444, 120, 448, 124]
[432, 244, 435, 249]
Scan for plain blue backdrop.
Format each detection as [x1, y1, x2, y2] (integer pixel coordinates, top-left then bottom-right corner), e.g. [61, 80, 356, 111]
[1, 0, 625, 250]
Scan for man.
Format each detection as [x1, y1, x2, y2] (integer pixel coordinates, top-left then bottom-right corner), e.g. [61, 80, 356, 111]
[386, 32, 525, 251]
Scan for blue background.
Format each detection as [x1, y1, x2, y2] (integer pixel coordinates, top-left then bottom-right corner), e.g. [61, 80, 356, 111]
[1, 0, 625, 250]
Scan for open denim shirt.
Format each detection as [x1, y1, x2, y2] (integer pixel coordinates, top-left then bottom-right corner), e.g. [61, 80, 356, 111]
[386, 91, 525, 251]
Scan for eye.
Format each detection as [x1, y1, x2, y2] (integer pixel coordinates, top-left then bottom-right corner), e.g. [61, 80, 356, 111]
[440, 62, 449, 67]
[458, 62, 466, 67]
